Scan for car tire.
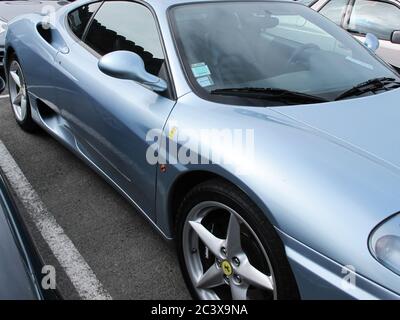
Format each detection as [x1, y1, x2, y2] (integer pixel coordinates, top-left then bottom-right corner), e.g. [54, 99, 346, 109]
[176, 179, 299, 300]
[7, 55, 38, 133]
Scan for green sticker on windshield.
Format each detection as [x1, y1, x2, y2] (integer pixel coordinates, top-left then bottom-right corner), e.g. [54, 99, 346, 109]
[191, 62, 211, 78]
[197, 76, 214, 87]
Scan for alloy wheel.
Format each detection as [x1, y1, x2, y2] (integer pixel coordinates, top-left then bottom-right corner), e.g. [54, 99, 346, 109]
[9, 61, 28, 122]
[182, 201, 277, 300]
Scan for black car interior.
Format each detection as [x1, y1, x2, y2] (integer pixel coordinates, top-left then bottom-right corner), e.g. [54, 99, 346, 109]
[84, 19, 164, 76]
[68, 3, 164, 77]
[174, 9, 322, 89]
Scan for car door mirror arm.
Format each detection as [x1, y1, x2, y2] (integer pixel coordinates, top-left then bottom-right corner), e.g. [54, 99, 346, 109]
[363, 33, 380, 52]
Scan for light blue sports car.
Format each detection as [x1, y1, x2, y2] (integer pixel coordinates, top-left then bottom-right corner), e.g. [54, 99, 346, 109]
[4, 0, 400, 300]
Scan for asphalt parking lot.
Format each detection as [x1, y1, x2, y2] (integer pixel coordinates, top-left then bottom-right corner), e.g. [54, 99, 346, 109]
[0, 89, 190, 300]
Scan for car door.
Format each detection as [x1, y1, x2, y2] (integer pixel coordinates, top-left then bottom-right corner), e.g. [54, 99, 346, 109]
[343, 0, 400, 69]
[54, 1, 176, 220]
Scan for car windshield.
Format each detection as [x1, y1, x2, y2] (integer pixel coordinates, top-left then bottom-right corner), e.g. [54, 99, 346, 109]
[170, 1, 400, 106]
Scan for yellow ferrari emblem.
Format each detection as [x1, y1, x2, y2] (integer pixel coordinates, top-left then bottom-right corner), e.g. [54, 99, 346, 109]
[221, 260, 233, 276]
[168, 126, 177, 140]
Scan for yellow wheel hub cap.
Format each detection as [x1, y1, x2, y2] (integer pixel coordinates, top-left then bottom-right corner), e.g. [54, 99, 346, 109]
[221, 260, 233, 276]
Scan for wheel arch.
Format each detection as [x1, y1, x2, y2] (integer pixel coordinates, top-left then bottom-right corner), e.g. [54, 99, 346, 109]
[4, 46, 16, 76]
[166, 169, 279, 238]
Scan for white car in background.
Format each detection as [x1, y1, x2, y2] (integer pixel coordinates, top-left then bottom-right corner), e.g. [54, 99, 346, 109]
[302, 0, 400, 70]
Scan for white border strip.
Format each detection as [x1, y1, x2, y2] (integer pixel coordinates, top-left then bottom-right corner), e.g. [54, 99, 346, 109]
[0, 141, 112, 300]
[0, 95, 9, 99]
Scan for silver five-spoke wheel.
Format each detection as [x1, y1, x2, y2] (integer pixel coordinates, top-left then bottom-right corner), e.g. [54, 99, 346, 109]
[9, 60, 28, 122]
[182, 201, 277, 300]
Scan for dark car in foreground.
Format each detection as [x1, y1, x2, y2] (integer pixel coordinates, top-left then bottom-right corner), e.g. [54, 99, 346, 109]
[0, 96, 59, 299]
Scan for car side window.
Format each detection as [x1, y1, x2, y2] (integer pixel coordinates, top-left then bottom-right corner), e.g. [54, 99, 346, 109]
[83, 1, 165, 77]
[348, 0, 400, 40]
[319, 0, 349, 25]
[68, 3, 101, 39]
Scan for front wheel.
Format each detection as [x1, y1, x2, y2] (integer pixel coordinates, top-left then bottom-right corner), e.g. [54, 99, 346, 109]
[176, 179, 299, 300]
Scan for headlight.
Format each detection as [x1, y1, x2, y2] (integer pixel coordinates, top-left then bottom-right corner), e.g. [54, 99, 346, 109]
[0, 20, 7, 35]
[369, 213, 400, 276]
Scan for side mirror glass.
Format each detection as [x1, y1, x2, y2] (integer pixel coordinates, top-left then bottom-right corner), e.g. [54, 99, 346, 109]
[391, 30, 400, 44]
[364, 33, 380, 52]
[0, 77, 5, 94]
[98, 50, 167, 92]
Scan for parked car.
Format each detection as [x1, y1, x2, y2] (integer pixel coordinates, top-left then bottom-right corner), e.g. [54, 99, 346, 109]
[4, 0, 400, 300]
[306, 0, 400, 70]
[0, 133, 59, 299]
[0, 1, 70, 71]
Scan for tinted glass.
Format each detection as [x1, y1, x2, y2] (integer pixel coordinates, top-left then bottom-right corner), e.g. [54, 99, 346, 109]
[85, 1, 164, 76]
[170, 2, 399, 105]
[68, 3, 101, 39]
[319, 0, 348, 25]
[348, 0, 400, 40]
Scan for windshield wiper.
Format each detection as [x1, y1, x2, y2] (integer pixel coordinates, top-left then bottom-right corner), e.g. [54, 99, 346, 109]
[210, 87, 328, 104]
[335, 77, 400, 101]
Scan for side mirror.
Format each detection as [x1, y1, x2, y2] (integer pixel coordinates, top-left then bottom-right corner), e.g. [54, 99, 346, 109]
[98, 51, 167, 92]
[364, 33, 380, 52]
[0, 77, 5, 94]
[391, 30, 400, 44]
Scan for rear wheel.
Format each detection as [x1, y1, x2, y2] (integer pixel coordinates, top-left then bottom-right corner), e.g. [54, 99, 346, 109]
[8, 57, 37, 132]
[176, 179, 299, 300]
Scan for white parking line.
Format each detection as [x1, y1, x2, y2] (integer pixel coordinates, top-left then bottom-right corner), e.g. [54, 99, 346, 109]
[0, 141, 112, 300]
[0, 95, 9, 99]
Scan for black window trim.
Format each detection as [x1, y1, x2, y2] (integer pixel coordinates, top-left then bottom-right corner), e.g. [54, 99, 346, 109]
[64, 0, 177, 100]
[66, 1, 103, 44]
[81, 1, 104, 41]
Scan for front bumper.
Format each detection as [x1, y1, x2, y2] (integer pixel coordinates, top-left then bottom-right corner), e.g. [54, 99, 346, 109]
[278, 229, 400, 300]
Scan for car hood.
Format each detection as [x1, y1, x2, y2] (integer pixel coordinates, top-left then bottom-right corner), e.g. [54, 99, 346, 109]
[0, 1, 65, 22]
[275, 88, 400, 173]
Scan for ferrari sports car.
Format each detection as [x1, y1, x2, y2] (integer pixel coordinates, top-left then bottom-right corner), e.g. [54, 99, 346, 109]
[4, 0, 400, 300]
